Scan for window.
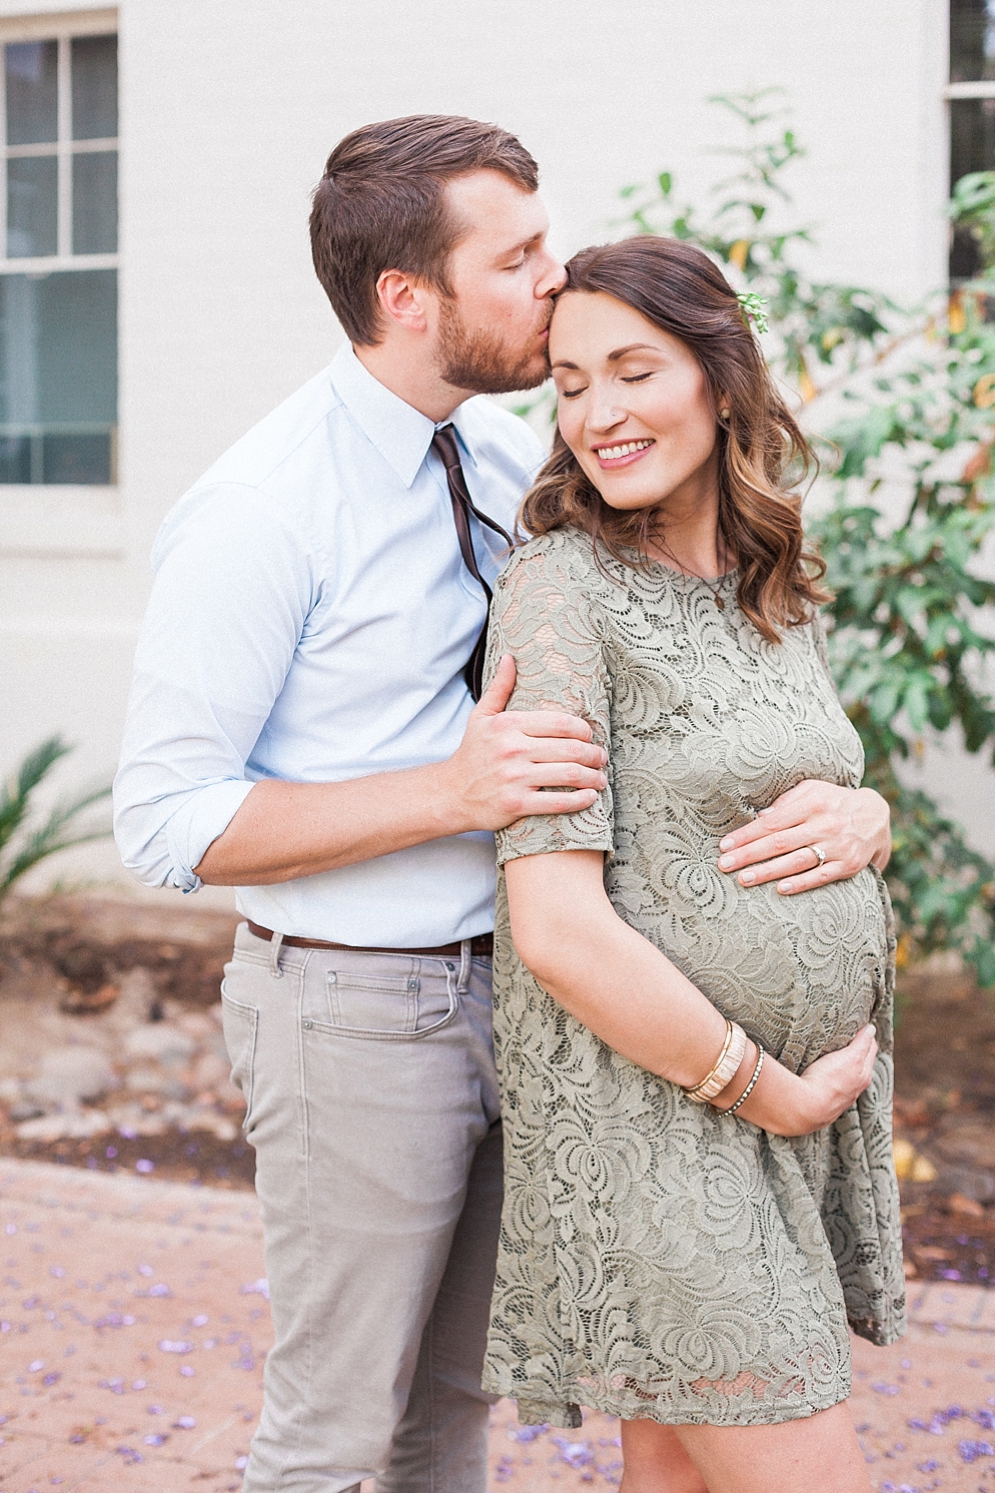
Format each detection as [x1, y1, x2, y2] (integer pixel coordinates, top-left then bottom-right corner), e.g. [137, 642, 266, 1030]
[949, 1, 995, 280]
[0, 27, 117, 485]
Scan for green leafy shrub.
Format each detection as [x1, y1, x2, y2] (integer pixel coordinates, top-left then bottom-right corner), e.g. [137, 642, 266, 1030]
[615, 90, 995, 985]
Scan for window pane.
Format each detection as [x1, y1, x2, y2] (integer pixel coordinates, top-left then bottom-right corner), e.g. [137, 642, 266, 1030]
[7, 155, 57, 258]
[0, 270, 117, 484]
[71, 34, 117, 141]
[73, 151, 117, 253]
[42, 431, 110, 483]
[6, 41, 58, 145]
[950, 99, 995, 280]
[0, 434, 30, 481]
[951, 0, 995, 82]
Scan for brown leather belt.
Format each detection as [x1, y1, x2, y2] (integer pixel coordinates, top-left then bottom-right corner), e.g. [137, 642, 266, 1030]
[246, 921, 493, 959]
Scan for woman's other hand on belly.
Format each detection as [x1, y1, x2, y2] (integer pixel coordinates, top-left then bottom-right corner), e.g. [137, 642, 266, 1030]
[505, 850, 879, 1137]
[729, 1022, 879, 1136]
[716, 781, 891, 896]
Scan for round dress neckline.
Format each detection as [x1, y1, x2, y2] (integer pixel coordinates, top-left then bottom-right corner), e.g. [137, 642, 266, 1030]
[614, 543, 739, 587]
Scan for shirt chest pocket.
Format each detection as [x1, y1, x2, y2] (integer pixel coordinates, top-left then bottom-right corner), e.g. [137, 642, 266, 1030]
[320, 966, 458, 1040]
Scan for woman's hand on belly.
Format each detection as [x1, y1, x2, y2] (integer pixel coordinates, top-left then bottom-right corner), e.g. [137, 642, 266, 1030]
[726, 1023, 879, 1136]
[716, 781, 891, 895]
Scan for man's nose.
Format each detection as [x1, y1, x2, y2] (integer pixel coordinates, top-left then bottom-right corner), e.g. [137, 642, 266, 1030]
[537, 251, 567, 299]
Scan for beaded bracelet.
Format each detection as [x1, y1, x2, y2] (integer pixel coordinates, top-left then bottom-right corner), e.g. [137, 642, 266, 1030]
[684, 1020, 747, 1104]
[721, 1044, 765, 1116]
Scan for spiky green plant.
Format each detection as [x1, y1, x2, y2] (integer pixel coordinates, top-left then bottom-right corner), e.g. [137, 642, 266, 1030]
[0, 737, 112, 906]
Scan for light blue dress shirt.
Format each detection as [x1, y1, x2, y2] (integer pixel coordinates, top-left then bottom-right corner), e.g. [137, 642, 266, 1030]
[113, 343, 546, 944]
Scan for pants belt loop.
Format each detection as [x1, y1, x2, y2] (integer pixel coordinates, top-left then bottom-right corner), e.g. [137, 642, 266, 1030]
[269, 930, 285, 979]
[457, 938, 471, 994]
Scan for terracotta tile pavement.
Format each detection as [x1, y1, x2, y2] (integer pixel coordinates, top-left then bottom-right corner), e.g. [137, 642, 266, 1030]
[2, 1161, 995, 1491]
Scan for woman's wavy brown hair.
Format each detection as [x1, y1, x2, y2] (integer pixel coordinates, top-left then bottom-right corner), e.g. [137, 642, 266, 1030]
[521, 236, 829, 642]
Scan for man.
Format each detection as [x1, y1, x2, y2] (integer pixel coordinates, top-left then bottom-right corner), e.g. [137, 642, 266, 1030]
[115, 114, 890, 1493]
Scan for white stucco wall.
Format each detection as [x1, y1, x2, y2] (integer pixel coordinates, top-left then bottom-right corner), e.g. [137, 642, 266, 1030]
[4, 0, 989, 890]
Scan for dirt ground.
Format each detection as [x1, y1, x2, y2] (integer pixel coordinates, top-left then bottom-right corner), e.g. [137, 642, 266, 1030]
[1, 891, 994, 1285]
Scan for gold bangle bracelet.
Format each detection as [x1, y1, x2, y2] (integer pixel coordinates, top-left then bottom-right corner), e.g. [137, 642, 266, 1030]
[684, 1019, 734, 1102]
[684, 1019, 733, 1099]
[685, 1021, 748, 1105]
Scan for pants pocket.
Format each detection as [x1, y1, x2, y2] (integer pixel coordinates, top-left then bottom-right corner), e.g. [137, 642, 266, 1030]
[220, 985, 259, 1129]
[319, 964, 458, 1040]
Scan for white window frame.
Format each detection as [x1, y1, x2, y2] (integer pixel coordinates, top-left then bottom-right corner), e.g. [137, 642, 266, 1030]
[0, 7, 119, 554]
[0, 12, 118, 271]
[947, 80, 995, 98]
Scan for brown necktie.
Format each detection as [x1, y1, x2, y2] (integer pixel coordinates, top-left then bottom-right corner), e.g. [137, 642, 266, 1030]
[431, 423, 514, 701]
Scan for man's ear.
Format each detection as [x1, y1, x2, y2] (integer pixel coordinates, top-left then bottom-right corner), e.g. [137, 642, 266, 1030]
[376, 269, 431, 334]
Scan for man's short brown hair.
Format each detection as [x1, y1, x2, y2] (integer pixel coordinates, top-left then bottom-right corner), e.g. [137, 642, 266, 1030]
[309, 114, 539, 346]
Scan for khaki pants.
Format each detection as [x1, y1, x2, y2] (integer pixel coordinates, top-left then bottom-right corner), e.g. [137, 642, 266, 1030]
[222, 923, 502, 1493]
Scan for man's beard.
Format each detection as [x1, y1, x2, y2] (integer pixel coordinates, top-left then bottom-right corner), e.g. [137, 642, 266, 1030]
[436, 297, 550, 394]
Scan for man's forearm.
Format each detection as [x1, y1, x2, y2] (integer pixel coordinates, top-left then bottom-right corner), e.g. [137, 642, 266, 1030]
[194, 765, 460, 885]
[193, 659, 607, 886]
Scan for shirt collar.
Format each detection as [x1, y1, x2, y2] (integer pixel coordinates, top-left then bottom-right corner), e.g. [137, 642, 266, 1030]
[328, 342, 478, 489]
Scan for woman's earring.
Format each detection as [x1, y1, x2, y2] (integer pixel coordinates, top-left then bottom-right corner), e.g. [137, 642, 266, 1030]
[719, 406, 731, 421]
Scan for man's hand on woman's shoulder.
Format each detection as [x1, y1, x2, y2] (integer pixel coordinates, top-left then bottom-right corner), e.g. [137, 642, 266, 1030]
[715, 779, 892, 897]
[440, 654, 608, 834]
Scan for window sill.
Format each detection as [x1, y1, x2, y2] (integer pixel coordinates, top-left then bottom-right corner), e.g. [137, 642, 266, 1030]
[0, 485, 122, 556]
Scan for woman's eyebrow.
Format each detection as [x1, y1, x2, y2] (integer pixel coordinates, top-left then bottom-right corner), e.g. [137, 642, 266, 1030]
[606, 342, 658, 361]
[552, 343, 661, 372]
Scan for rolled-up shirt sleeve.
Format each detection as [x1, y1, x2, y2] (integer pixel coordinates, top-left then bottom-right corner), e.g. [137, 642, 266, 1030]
[113, 481, 316, 890]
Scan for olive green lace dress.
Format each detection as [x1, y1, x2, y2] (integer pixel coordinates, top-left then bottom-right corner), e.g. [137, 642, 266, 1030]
[481, 527, 905, 1430]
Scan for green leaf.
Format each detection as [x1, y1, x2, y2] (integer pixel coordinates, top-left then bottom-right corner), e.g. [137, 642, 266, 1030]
[0, 739, 111, 907]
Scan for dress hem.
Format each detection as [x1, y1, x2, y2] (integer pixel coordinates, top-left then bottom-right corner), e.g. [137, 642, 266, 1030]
[482, 1379, 854, 1431]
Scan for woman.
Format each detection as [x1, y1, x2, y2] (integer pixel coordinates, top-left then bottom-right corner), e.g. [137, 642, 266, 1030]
[480, 237, 904, 1493]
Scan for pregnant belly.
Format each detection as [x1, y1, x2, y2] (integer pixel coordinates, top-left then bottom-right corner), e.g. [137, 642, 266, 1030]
[621, 864, 891, 1074]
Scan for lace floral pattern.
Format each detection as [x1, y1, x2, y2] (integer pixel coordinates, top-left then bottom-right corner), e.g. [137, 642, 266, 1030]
[481, 529, 905, 1429]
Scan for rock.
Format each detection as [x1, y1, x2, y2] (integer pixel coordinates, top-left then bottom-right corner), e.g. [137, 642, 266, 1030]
[115, 967, 160, 1023]
[125, 1065, 169, 1094]
[176, 1012, 215, 1040]
[16, 1108, 111, 1141]
[9, 1099, 45, 1123]
[935, 1123, 995, 1171]
[186, 1111, 238, 1141]
[124, 1024, 195, 1066]
[218, 1081, 246, 1113]
[933, 1165, 995, 1203]
[190, 1052, 230, 1092]
[25, 1047, 117, 1106]
[60, 982, 119, 1015]
[946, 1192, 987, 1217]
[104, 1101, 168, 1137]
[206, 1030, 231, 1063]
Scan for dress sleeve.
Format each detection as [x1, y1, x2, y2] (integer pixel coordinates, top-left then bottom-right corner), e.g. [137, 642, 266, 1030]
[485, 540, 615, 866]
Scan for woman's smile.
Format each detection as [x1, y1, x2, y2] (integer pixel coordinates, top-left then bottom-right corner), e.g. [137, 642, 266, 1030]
[591, 437, 656, 468]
